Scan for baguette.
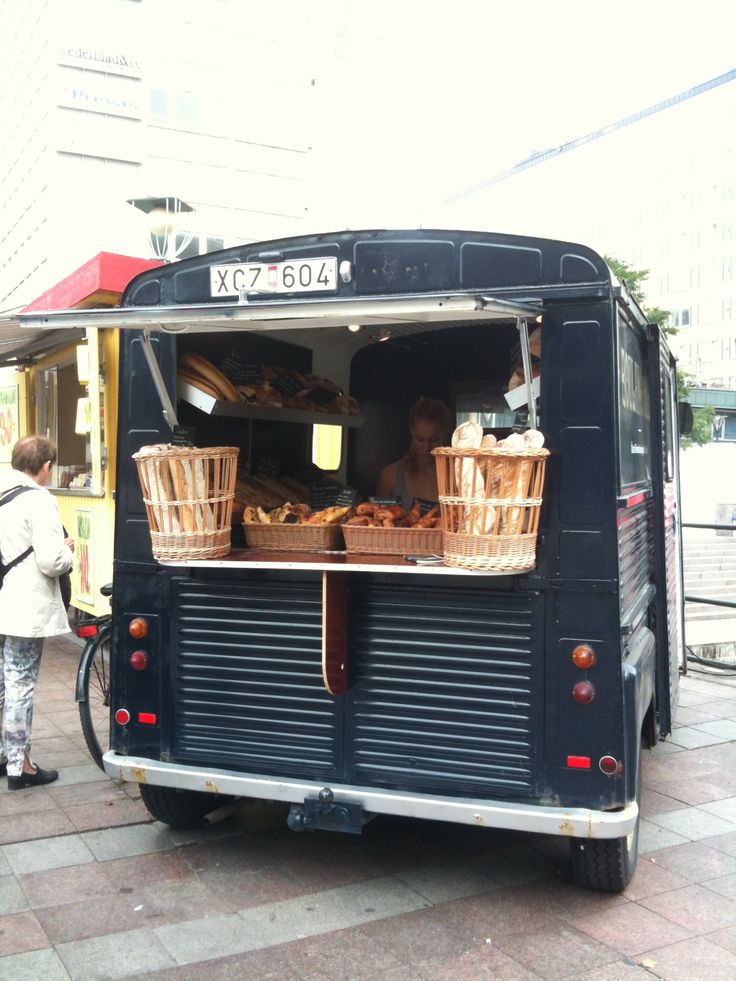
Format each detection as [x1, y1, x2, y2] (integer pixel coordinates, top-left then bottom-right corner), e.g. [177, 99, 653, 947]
[177, 369, 223, 401]
[180, 353, 240, 402]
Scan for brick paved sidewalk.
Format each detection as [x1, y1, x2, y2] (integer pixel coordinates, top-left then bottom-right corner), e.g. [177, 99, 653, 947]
[1, 636, 736, 980]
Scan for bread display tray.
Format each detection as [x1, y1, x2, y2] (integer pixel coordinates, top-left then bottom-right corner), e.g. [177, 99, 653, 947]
[244, 522, 345, 552]
[342, 525, 443, 556]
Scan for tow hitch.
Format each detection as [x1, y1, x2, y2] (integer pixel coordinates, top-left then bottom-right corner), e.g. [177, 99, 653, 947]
[287, 787, 370, 835]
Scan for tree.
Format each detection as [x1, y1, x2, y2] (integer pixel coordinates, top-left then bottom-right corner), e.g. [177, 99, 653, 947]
[603, 255, 674, 334]
[605, 255, 712, 448]
[677, 368, 714, 448]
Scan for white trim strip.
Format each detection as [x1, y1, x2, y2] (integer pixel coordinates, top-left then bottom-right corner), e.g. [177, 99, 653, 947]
[104, 753, 638, 839]
[19, 294, 541, 333]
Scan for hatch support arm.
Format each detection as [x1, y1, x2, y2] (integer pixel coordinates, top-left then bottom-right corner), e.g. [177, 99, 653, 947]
[140, 329, 178, 430]
[518, 318, 538, 430]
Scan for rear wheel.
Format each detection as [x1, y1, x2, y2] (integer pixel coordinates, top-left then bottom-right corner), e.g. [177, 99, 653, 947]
[78, 625, 112, 769]
[570, 751, 641, 892]
[139, 784, 225, 829]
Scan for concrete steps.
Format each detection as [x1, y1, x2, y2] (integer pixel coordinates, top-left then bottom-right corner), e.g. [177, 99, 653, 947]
[683, 538, 736, 624]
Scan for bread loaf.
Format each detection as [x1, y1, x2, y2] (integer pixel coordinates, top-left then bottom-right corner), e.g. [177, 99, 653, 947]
[177, 369, 223, 400]
[179, 353, 240, 402]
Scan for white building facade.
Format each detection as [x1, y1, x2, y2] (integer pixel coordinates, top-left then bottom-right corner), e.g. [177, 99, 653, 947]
[440, 72, 736, 390]
[0, 0, 318, 313]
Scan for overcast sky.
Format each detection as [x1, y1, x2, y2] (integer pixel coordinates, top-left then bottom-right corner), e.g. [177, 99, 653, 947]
[310, 0, 736, 227]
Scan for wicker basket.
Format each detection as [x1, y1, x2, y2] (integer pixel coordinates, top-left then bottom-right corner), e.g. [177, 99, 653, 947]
[244, 522, 344, 552]
[342, 524, 443, 556]
[132, 445, 239, 560]
[432, 445, 549, 571]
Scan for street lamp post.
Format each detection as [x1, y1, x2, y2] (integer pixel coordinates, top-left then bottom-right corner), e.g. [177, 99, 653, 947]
[127, 196, 195, 262]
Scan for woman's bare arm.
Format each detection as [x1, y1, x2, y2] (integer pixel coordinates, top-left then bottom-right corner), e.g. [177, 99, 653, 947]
[376, 462, 396, 497]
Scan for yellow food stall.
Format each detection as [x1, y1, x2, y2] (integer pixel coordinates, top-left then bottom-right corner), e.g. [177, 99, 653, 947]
[1, 253, 161, 615]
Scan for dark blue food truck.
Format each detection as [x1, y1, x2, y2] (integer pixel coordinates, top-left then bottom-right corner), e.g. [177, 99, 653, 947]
[22, 229, 688, 891]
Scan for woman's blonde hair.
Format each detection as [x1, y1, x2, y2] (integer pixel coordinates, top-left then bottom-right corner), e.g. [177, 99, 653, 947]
[408, 397, 452, 434]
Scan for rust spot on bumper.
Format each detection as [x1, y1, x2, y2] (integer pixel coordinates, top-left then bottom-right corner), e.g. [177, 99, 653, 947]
[205, 780, 219, 795]
[130, 767, 148, 784]
[558, 820, 575, 836]
[473, 814, 484, 826]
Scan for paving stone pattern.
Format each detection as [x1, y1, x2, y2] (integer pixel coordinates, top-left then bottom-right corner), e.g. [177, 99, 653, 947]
[1, 636, 736, 979]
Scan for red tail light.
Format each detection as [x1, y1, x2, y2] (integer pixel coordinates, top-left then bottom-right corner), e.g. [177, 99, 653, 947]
[115, 708, 130, 725]
[76, 624, 99, 638]
[572, 681, 596, 704]
[129, 650, 149, 671]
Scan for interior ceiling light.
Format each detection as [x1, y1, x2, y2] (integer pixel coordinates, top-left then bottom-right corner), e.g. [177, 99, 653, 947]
[347, 323, 362, 333]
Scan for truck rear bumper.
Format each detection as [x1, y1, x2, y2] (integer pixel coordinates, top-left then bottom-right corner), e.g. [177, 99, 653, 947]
[103, 752, 638, 839]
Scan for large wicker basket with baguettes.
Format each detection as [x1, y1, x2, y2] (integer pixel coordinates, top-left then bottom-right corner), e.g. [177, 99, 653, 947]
[133, 444, 239, 560]
[432, 445, 549, 571]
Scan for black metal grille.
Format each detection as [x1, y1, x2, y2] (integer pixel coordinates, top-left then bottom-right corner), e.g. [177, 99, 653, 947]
[348, 582, 542, 797]
[172, 578, 341, 779]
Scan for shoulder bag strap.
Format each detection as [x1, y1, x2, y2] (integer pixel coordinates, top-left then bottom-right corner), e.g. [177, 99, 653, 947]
[0, 484, 38, 574]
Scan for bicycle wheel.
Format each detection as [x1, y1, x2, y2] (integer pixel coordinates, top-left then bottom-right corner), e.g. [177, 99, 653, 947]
[78, 623, 112, 769]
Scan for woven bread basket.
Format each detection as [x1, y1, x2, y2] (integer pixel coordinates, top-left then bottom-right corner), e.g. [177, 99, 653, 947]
[433, 445, 549, 571]
[133, 445, 239, 560]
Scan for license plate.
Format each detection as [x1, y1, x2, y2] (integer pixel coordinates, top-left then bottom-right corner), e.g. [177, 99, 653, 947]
[210, 257, 338, 298]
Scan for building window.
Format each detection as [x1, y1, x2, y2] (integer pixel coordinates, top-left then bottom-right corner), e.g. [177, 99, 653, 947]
[149, 88, 167, 119]
[670, 308, 691, 329]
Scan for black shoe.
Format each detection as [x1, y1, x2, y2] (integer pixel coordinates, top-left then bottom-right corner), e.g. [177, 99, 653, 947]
[0, 762, 6, 777]
[7, 766, 59, 790]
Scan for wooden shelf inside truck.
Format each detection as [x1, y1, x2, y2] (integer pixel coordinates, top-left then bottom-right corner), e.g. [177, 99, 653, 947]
[178, 380, 365, 427]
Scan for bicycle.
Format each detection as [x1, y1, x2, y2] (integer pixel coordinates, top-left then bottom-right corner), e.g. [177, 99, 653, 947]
[74, 583, 112, 769]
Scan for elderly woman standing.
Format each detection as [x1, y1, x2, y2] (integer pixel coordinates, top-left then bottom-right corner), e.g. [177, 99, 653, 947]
[0, 435, 74, 790]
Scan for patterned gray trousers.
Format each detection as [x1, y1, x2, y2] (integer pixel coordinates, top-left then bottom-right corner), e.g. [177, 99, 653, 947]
[0, 635, 44, 777]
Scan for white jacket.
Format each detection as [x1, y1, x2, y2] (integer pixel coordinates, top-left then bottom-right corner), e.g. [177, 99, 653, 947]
[0, 469, 73, 637]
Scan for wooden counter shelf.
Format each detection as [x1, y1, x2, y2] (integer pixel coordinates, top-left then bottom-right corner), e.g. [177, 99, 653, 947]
[158, 547, 511, 576]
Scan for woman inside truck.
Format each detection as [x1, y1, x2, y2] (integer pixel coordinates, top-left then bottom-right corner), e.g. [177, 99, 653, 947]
[376, 397, 452, 507]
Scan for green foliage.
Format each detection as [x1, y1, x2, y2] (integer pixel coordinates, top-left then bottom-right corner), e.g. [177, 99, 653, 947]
[681, 405, 715, 448]
[604, 255, 675, 335]
[606, 257, 712, 449]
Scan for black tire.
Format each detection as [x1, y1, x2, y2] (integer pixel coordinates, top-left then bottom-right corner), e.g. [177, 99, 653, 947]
[78, 624, 112, 770]
[570, 750, 641, 892]
[139, 784, 223, 829]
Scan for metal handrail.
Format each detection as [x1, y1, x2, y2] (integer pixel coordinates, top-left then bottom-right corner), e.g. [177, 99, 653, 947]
[682, 520, 736, 612]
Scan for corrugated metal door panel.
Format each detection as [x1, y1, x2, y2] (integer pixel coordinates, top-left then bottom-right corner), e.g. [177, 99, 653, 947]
[618, 500, 653, 618]
[172, 578, 341, 779]
[348, 582, 543, 798]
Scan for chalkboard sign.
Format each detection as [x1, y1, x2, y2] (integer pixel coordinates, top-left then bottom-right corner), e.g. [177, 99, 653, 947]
[310, 484, 357, 510]
[310, 483, 340, 510]
[170, 425, 196, 447]
[255, 457, 279, 476]
[369, 496, 403, 507]
[411, 497, 439, 515]
[335, 487, 358, 507]
[270, 372, 305, 399]
[220, 353, 263, 385]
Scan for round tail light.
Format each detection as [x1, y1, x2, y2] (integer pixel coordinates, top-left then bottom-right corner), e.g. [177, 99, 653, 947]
[129, 650, 149, 671]
[572, 644, 597, 669]
[115, 708, 131, 726]
[599, 755, 619, 775]
[572, 681, 596, 704]
[129, 617, 149, 639]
